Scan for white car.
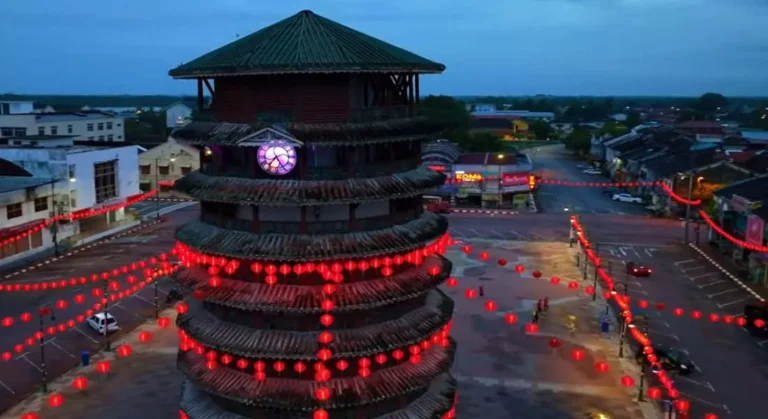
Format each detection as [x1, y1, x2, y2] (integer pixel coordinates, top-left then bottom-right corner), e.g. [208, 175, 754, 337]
[612, 193, 643, 203]
[583, 169, 602, 175]
[86, 313, 120, 334]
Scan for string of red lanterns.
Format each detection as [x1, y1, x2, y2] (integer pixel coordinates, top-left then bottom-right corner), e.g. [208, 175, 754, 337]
[0, 190, 157, 250]
[1, 265, 178, 363]
[699, 210, 768, 253]
[538, 179, 663, 188]
[660, 183, 702, 206]
[0, 250, 174, 293]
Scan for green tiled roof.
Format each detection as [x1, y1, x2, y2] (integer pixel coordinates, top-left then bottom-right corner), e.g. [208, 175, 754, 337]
[169, 10, 445, 78]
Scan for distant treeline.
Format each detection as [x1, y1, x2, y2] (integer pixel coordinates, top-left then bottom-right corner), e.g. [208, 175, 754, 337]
[0, 94, 206, 109]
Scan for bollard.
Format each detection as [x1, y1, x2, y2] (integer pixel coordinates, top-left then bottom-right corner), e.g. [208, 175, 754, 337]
[81, 351, 90, 366]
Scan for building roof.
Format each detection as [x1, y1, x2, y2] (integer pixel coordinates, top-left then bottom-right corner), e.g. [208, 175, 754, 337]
[0, 176, 54, 193]
[168, 10, 445, 79]
[676, 120, 723, 129]
[174, 167, 444, 206]
[0, 158, 32, 177]
[643, 147, 718, 178]
[3, 135, 77, 142]
[175, 211, 448, 261]
[713, 175, 768, 202]
[34, 111, 120, 123]
[734, 153, 768, 174]
[455, 152, 517, 165]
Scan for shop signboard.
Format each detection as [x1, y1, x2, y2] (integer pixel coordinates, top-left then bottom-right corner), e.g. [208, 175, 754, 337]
[501, 172, 530, 186]
[481, 194, 500, 201]
[746, 214, 765, 245]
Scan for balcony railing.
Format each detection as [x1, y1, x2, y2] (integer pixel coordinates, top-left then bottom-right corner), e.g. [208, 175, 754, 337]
[200, 210, 421, 235]
[347, 105, 420, 123]
[201, 158, 421, 181]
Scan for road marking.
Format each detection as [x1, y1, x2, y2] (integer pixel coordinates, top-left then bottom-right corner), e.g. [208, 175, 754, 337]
[756, 340, 768, 347]
[690, 272, 719, 279]
[596, 242, 678, 248]
[681, 265, 707, 272]
[698, 280, 725, 289]
[50, 340, 76, 358]
[530, 232, 548, 241]
[648, 329, 680, 341]
[0, 379, 15, 394]
[678, 392, 725, 409]
[468, 228, 484, 238]
[133, 293, 156, 305]
[676, 376, 715, 391]
[675, 259, 697, 265]
[707, 289, 739, 298]
[619, 247, 627, 257]
[72, 326, 100, 344]
[508, 230, 526, 240]
[718, 297, 752, 308]
[110, 303, 144, 319]
[644, 248, 655, 257]
[19, 355, 43, 372]
[489, 230, 506, 239]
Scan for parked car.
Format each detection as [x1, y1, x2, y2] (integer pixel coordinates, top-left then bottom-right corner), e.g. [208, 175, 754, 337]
[636, 344, 695, 375]
[626, 261, 652, 277]
[86, 313, 119, 334]
[423, 195, 451, 214]
[612, 193, 643, 203]
[583, 169, 602, 175]
[744, 302, 768, 336]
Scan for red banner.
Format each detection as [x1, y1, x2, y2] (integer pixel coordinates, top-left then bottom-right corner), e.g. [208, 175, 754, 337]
[501, 173, 529, 186]
[746, 215, 765, 245]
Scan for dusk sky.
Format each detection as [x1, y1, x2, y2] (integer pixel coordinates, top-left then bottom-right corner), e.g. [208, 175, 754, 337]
[2, 0, 767, 97]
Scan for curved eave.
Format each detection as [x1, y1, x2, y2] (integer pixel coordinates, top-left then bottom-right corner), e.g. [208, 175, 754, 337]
[176, 255, 452, 313]
[175, 211, 448, 261]
[180, 372, 456, 419]
[178, 338, 456, 411]
[177, 289, 454, 360]
[169, 65, 445, 79]
[173, 167, 446, 206]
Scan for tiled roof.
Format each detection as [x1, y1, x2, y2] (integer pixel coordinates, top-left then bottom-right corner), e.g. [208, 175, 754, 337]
[736, 153, 768, 174]
[643, 147, 717, 178]
[677, 121, 722, 129]
[175, 211, 448, 261]
[172, 120, 443, 147]
[178, 339, 455, 409]
[180, 373, 456, 419]
[169, 10, 445, 78]
[174, 167, 445, 206]
[713, 175, 768, 201]
[177, 289, 452, 360]
[176, 255, 451, 312]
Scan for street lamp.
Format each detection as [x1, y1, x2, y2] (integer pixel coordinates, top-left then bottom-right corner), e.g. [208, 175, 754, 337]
[496, 154, 504, 208]
[155, 156, 176, 219]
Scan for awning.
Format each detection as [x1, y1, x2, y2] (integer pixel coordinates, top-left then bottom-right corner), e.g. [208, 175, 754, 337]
[0, 218, 47, 241]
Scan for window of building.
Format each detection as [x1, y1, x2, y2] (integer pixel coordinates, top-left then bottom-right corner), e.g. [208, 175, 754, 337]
[68, 164, 76, 181]
[38, 127, 45, 135]
[34, 197, 48, 212]
[30, 230, 43, 249]
[117, 135, 122, 139]
[67, 125, 73, 134]
[12, 140, 21, 145]
[107, 134, 114, 141]
[181, 166, 192, 175]
[98, 135, 105, 141]
[94, 160, 117, 203]
[13, 128, 26, 136]
[50, 126, 58, 135]
[117, 123, 122, 127]
[0, 127, 13, 137]
[6, 203, 22, 219]
[87, 123, 94, 132]
[158, 165, 170, 175]
[88, 136, 94, 140]
[97, 122, 104, 131]
[107, 122, 113, 130]
[140, 164, 151, 175]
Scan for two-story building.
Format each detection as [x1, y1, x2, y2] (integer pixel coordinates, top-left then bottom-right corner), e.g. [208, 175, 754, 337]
[0, 111, 125, 142]
[0, 100, 34, 115]
[138, 137, 198, 195]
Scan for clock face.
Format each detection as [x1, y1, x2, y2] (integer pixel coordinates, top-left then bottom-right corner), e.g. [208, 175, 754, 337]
[257, 141, 297, 175]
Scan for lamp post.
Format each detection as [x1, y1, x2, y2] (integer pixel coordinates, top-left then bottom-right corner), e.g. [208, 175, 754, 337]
[155, 156, 176, 218]
[592, 243, 600, 302]
[37, 305, 55, 393]
[638, 322, 649, 401]
[102, 278, 111, 351]
[49, 180, 59, 257]
[497, 154, 504, 208]
[683, 173, 694, 243]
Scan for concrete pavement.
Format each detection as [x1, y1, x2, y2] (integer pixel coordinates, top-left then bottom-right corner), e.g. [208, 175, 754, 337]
[0, 205, 198, 414]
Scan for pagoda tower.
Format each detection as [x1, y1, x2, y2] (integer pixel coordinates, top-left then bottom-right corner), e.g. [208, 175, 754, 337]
[169, 10, 456, 419]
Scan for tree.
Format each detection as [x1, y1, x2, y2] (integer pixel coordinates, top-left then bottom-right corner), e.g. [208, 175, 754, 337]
[529, 120, 552, 140]
[625, 111, 641, 129]
[420, 95, 472, 141]
[458, 132, 505, 153]
[563, 128, 592, 154]
[693, 92, 728, 113]
[598, 121, 628, 138]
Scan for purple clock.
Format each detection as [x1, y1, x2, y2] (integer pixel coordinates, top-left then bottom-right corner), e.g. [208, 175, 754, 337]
[257, 141, 297, 175]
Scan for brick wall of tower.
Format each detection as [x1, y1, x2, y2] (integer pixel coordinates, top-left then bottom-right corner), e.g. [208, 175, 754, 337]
[213, 74, 351, 123]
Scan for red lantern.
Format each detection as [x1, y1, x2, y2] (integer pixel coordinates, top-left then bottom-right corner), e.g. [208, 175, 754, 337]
[647, 387, 662, 400]
[320, 314, 334, 327]
[548, 338, 561, 348]
[273, 361, 286, 372]
[208, 276, 221, 287]
[336, 359, 349, 371]
[478, 251, 490, 261]
[464, 289, 477, 299]
[176, 302, 189, 315]
[429, 265, 441, 276]
[157, 317, 171, 328]
[504, 313, 518, 324]
[708, 313, 720, 323]
[484, 300, 497, 311]
[673, 399, 690, 412]
[294, 361, 307, 373]
[514, 264, 524, 273]
[690, 310, 702, 320]
[525, 323, 538, 334]
[637, 300, 649, 309]
[462, 245, 472, 254]
[446, 277, 458, 287]
[532, 271, 542, 278]
[72, 376, 88, 391]
[392, 349, 405, 361]
[47, 392, 64, 408]
[703, 413, 719, 419]
[497, 258, 507, 266]
[567, 281, 579, 290]
[584, 286, 595, 295]
[654, 302, 666, 311]
[570, 349, 585, 361]
[317, 349, 332, 362]
[96, 360, 111, 374]
[620, 375, 635, 387]
[138, 331, 152, 343]
[314, 409, 329, 419]
[672, 307, 684, 317]
[318, 331, 333, 344]
[320, 300, 335, 311]
[594, 361, 609, 373]
[116, 345, 133, 357]
[1, 317, 12, 327]
[359, 367, 371, 377]
[736, 317, 748, 327]
[21, 413, 39, 419]
[755, 319, 766, 328]
[549, 276, 560, 285]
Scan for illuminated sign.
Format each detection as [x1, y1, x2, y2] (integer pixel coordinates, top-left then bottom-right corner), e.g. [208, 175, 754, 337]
[428, 165, 447, 172]
[455, 172, 482, 182]
[528, 174, 536, 190]
[501, 173, 528, 185]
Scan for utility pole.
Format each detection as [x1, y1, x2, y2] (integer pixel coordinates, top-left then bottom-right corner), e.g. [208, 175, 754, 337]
[50, 181, 59, 257]
[37, 306, 51, 393]
[684, 173, 693, 244]
[102, 279, 111, 351]
[155, 158, 161, 219]
[638, 322, 649, 401]
[592, 243, 600, 301]
[154, 277, 159, 319]
[618, 319, 627, 358]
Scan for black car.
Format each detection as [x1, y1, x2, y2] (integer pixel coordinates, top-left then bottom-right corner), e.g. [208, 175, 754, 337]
[626, 261, 652, 277]
[636, 345, 695, 375]
[744, 303, 768, 336]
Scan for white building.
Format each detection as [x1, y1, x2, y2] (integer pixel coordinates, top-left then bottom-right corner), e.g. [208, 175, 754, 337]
[0, 111, 125, 142]
[0, 138, 141, 265]
[139, 137, 198, 194]
[165, 101, 194, 129]
[0, 100, 34, 115]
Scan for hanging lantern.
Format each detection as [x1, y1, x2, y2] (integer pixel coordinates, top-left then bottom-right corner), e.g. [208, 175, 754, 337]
[318, 331, 333, 344]
[708, 313, 720, 323]
[47, 393, 64, 408]
[336, 359, 349, 371]
[446, 277, 458, 287]
[673, 399, 690, 412]
[484, 300, 497, 311]
[462, 245, 472, 254]
[72, 376, 88, 391]
[294, 361, 307, 373]
[584, 286, 595, 295]
[690, 310, 702, 320]
[392, 349, 405, 361]
[736, 317, 748, 327]
[549, 276, 560, 284]
[273, 361, 286, 373]
[594, 361, 609, 373]
[570, 349, 585, 361]
[567, 281, 579, 290]
[654, 302, 666, 311]
[504, 313, 518, 324]
[478, 251, 490, 261]
[548, 338, 561, 348]
[116, 345, 132, 357]
[703, 413, 719, 419]
[314, 409, 329, 419]
[497, 258, 507, 266]
[96, 360, 112, 374]
[637, 300, 649, 309]
[429, 265, 441, 276]
[138, 331, 152, 343]
[620, 375, 635, 387]
[464, 289, 478, 299]
[672, 307, 684, 317]
[525, 323, 538, 334]
[532, 271, 542, 278]
[320, 314, 334, 327]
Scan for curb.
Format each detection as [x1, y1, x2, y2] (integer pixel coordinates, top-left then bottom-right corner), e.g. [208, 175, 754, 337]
[2, 219, 165, 281]
[688, 243, 766, 303]
[153, 198, 192, 203]
[452, 209, 519, 215]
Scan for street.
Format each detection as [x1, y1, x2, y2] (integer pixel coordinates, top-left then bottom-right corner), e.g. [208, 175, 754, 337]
[0, 205, 198, 414]
[532, 144, 648, 216]
[127, 199, 191, 218]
